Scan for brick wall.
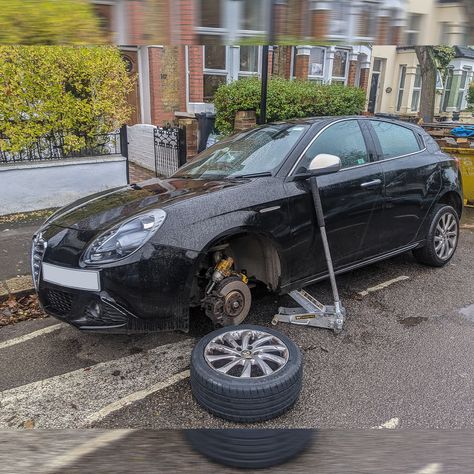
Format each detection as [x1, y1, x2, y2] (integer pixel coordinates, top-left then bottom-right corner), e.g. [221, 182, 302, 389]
[294, 54, 309, 80]
[234, 111, 257, 132]
[348, 60, 358, 86]
[311, 9, 329, 39]
[126, 0, 145, 44]
[359, 68, 370, 92]
[376, 16, 389, 45]
[178, 0, 197, 44]
[188, 45, 204, 103]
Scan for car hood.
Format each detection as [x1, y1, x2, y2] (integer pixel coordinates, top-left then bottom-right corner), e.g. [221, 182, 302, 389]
[47, 177, 245, 231]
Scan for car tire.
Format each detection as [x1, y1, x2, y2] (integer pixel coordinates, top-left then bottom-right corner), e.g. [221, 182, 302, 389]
[184, 429, 314, 469]
[190, 324, 303, 423]
[413, 204, 460, 267]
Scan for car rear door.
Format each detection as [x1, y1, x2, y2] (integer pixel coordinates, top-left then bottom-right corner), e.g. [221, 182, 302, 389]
[366, 120, 441, 252]
[284, 119, 385, 285]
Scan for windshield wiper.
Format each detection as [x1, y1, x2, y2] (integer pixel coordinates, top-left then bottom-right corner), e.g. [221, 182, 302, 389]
[231, 171, 273, 179]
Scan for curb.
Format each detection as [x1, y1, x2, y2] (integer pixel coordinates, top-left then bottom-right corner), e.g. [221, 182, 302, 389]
[0, 275, 35, 301]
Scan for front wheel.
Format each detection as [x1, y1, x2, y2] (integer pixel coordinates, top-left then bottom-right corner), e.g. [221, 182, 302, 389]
[413, 204, 459, 267]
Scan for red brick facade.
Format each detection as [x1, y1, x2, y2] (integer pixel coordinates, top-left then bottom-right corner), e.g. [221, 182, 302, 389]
[294, 53, 309, 80]
[188, 46, 204, 103]
[376, 16, 389, 45]
[359, 68, 370, 92]
[311, 9, 329, 39]
[347, 60, 358, 86]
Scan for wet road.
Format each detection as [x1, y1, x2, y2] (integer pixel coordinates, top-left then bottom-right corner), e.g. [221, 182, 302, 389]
[0, 209, 473, 431]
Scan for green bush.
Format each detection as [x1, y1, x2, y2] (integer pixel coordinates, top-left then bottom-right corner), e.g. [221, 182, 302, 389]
[467, 83, 474, 109]
[0, 46, 133, 153]
[214, 77, 367, 134]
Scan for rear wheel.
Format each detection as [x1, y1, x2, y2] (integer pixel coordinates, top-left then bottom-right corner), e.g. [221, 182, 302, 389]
[413, 204, 459, 267]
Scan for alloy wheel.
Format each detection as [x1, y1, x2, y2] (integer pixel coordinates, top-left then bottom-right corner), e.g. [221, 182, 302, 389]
[434, 212, 458, 260]
[204, 328, 289, 378]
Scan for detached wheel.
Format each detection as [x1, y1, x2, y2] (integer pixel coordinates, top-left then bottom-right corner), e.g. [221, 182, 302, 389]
[185, 429, 313, 469]
[190, 325, 303, 423]
[413, 204, 459, 267]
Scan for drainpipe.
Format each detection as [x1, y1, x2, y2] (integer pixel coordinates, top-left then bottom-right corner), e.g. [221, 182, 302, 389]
[184, 45, 190, 113]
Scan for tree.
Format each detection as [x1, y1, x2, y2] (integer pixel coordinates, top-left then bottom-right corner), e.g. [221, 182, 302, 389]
[0, 46, 133, 152]
[415, 46, 455, 123]
[0, 0, 104, 44]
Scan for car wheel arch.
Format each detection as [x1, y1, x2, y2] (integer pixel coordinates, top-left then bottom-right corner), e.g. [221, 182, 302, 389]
[197, 229, 285, 292]
[437, 190, 463, 219]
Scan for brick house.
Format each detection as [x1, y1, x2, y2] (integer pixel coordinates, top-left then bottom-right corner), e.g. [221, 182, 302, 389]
[121, 44, 372, 127]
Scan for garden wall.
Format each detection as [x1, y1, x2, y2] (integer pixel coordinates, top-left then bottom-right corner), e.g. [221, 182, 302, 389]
[0, 156, 127, 215]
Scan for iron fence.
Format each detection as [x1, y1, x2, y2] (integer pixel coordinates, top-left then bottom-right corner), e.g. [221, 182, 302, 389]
[153, 126, 186, 177]
[0, 130, 121, 164]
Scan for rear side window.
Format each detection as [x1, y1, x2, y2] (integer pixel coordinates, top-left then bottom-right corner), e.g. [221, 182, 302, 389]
[298, 120, 368, 171]
[370, 121, 421, 159]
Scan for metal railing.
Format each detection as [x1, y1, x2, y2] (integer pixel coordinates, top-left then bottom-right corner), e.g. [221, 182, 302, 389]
[0, 130, 121, 164]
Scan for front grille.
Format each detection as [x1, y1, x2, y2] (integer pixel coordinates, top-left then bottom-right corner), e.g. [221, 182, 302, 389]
[31, 233, 47, 289]
[45, 289, 74, 316]
[100, 302, 129, 326]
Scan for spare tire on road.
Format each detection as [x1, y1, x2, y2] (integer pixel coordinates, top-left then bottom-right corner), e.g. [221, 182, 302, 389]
[190, 324, 303, 423]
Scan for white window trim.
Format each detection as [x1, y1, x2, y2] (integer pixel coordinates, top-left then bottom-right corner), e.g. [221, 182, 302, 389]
[397, 65, 407, 112]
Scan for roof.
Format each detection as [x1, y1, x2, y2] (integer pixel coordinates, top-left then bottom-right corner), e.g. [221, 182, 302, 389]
[454, 46, 474, 60]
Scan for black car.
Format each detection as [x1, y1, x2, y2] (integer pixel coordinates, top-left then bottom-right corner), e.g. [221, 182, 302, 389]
[32, 117, 463, 332]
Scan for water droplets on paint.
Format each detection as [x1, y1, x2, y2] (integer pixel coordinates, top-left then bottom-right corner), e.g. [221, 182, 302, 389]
[459, 304, 474, 323]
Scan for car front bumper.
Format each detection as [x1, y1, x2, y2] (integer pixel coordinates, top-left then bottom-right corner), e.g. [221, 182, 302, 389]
[35, 244, 201, 333]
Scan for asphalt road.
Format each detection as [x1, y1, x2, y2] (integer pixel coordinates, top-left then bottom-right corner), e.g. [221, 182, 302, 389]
[0, 209, 473, 432]
[2, 429, 474, 474]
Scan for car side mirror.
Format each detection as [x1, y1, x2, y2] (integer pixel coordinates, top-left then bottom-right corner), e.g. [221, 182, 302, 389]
[307, 154, 342, 177]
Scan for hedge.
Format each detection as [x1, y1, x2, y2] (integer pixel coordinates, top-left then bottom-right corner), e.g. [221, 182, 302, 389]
[467, 83, 474, 109]
[0, 46, 133, 153]
[214, 77, 367, 134]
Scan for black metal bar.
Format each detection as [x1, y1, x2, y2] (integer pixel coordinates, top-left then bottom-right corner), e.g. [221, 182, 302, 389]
[120, 125, 130, 184]
[259, 45, 269, 125]
[178, 126, 187, 167]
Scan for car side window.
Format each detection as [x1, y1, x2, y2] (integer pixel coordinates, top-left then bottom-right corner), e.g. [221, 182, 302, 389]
[298, 120, 369, 172]
[370, 121, 421, 159]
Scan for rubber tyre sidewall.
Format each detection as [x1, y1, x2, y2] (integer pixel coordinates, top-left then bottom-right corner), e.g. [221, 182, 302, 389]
[414, 204, 459, 267]
[190, 324, 303, 423]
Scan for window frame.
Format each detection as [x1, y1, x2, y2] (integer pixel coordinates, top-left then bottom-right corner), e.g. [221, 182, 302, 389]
[366, 119, 426, 162]
[288, 119, 377, 177]
[396, 65, 407, 112]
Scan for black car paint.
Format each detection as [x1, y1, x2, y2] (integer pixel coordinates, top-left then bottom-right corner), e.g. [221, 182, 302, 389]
[35, 117, 463, 332]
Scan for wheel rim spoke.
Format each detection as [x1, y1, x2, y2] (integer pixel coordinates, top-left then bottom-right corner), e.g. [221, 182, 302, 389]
[204, 329, 289, 378]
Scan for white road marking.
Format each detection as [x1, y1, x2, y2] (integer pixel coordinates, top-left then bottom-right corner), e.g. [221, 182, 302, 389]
[86, 369, 191, 425]
[0, 338, 195, 429]
[358, 276, 410, 297]
[375, 417, 400, 429]
[0, 324, 63, 350]
[40, 430, 133, 474]
[412, 463, 442, 474]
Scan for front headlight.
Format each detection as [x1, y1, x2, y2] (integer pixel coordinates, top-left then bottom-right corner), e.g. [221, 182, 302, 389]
[82, 209, 166, 265]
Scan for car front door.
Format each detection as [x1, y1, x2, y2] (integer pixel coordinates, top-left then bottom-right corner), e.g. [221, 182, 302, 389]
[367, 120, 441, 252]
[284, 119, 385, 286]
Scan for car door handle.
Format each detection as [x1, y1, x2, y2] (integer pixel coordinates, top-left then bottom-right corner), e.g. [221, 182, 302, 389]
[360, 179, 382, 189]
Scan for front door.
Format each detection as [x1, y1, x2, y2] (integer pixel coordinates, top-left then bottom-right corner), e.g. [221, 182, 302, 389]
[284, 119, 385, 286]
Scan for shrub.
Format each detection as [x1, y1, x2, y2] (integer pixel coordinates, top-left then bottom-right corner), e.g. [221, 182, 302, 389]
[0, 46, 133, 153]
[467, 82, 474, 109]
[214, 77, 367, 134]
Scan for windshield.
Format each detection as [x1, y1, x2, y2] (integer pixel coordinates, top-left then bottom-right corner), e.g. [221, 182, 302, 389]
[173, 123, 309, 179]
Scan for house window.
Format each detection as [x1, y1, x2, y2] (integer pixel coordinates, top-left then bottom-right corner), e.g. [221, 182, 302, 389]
[357, 3, 376, 39]
[397, 65, 407, 112]
[329, 0, 351, 37]
[203, 45, 261, 102]
[203, 45, 228, 102]
[198, 0, 221, 28]
[439, 22, 450, 44]
[442, 68, 454, 112]
[332, 50, 348, 83]
[411, 66, 422, 112]
[241, 0, 265, 31]
[456, 69, 470, 110]
[405, 13, 422, 45]
[309, 47, 325, 80]
[239, 46, 259, 76]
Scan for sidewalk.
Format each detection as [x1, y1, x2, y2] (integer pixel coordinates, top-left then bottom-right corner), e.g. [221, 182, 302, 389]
[0, 214, 45, 299]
